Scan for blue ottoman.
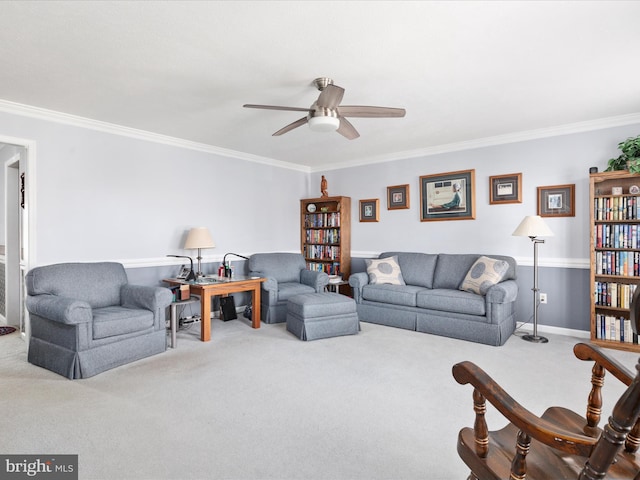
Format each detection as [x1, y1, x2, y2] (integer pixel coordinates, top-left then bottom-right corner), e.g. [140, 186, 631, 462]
[286, 292, 359, 341]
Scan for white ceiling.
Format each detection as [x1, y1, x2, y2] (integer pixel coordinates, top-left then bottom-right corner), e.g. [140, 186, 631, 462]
[1, 1, 640, 171]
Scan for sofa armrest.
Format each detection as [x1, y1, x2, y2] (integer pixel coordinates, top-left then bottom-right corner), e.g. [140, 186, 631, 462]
[485, 280, 518, 304]
[300, 270, 329, 292]
[26, 295, 92, 325]
[349, 272, 369, 303]
[121, 285, 173, 311]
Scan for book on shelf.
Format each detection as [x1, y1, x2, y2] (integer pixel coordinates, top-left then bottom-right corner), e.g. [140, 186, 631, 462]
[306, 261, 341, 276]
[594, 195, 640, 221]
[595, 314, 637, 343]
[594, 281, 637, 308]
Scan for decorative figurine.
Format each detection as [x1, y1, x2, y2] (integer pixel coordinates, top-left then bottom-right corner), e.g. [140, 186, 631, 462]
[321, 175, 328, 197]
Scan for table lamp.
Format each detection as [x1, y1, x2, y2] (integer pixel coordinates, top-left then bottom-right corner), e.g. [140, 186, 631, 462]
[184, 227, 215, 277]
[512, 215, 554, 343]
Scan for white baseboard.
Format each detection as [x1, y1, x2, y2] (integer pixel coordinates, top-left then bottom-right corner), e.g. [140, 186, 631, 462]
[518, 323, 590, 339]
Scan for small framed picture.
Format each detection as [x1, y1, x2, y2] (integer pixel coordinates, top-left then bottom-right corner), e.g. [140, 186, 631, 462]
[537, 184, 575, 217]
[489, 173, 522, 205]
[387, 184, 410, 210]
[359, 198, 380, 222]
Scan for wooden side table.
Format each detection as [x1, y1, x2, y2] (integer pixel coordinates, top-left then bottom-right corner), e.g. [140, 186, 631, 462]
[168, 295, 200, 348]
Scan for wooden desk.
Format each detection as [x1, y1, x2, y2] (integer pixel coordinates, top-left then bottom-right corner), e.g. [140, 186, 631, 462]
[164, 276, 265, 342]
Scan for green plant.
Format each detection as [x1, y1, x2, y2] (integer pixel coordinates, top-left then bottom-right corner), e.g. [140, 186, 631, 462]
[606, 135, 640, 173]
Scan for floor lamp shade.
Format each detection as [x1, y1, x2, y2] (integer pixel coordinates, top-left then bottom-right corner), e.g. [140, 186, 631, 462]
[184, 227, 215, 277]
[512, 215, 554, 343]
[512, 215, 554, 238]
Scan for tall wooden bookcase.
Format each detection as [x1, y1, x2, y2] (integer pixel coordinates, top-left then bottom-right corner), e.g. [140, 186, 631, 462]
[300, 196, 351, 281]
[590, 170, 640, 352]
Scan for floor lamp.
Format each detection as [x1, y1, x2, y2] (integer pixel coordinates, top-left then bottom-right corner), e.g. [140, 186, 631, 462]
[512, 215, 554, 343]
[184, 227, 215, 278]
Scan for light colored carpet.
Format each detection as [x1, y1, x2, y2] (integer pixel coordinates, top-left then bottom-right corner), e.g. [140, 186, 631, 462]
[1, 319, 637, 480]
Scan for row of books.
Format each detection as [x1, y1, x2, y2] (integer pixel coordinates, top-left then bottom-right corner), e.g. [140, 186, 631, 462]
[304, 212, 341, 228]
[594, 196, 640, 221]
[594, 223, 640, 249]
[594, 281, 638, 308]
[307, 261, 341, 276]
[304, 245, 341, 260]
[595, 250, 640, 276]
[305, 228, 340, 244]
[595, 314, 638, 343]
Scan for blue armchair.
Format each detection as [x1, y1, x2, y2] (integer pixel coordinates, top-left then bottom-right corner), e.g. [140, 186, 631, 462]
[248, 253, 329, 324]
[26, 262, 173, 379]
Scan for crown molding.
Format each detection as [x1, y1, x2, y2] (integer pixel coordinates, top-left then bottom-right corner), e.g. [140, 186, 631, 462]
[314, 112, 640, 172]
[0, 99, 310, 173]
[3, 97, 639, 174]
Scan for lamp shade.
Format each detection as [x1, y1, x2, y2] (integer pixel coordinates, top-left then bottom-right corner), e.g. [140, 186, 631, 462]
[184, 227, 215, 249]
[512, 215, 554, 238]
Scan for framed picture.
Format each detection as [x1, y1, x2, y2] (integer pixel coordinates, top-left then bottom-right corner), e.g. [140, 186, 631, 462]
[359, 198, 380, 222]
[537, 184, 575, 217]
[387, 184, 410, 210]
[489, 173, 522, 205]
[420, 169, 475, 221]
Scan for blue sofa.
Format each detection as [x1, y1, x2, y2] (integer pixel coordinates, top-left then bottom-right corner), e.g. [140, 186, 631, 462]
[349, 252, 518, 346]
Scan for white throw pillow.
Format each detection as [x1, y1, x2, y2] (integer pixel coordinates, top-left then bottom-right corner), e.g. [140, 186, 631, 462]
[366, 256, 406, 285]
[460, 256, 509, 295]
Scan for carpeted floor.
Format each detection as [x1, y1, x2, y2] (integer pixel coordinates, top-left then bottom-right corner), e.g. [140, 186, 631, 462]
[0, 320, 637, 480]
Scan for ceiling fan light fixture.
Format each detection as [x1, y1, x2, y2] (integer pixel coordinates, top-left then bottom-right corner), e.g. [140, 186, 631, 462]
[308, 115, 340, 132]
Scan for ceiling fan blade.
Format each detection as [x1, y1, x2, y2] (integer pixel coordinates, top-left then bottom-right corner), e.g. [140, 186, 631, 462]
[337, 117, 360, 140]
[316, 84, 345, 110]
[244, 104, 311, 113]
[337, 106, 406, 118]
[273, 116, 309, 136]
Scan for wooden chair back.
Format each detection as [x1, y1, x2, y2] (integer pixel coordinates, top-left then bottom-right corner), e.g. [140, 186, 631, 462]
[453, 343, 640, 479]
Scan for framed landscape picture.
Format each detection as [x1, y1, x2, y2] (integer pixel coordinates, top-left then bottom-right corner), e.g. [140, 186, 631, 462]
[537, 184, 575, 217]
[387, 184, 410, 210]
[359, 198, 379, 222]
[489, 173, 522, 204]
[420, 169, 475, 221]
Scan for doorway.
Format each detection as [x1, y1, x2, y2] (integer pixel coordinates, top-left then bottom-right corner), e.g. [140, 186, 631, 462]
[0, 137, 35, 339]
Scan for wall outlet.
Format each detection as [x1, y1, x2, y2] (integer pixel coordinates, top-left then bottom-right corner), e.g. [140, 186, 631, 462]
[539, 293, 547, 304]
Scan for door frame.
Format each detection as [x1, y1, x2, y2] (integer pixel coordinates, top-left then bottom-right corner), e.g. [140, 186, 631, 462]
[1, 135, 36, 340]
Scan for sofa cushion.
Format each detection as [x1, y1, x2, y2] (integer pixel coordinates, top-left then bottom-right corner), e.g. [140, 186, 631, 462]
[460, 256, 509, 295]
[277, 282, 316, 302]
[432, 254, 481, 289]
[380, 252, 438, 288]
[365, 256, 405, 285]
[93, 306, 154, 339]
[287, 292, 356, 318]
[362, 284, 425, 307]
[416, 289, 486, 316]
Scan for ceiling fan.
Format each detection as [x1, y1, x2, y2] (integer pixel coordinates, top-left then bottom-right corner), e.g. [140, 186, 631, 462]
[243, 77, 406, 140]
